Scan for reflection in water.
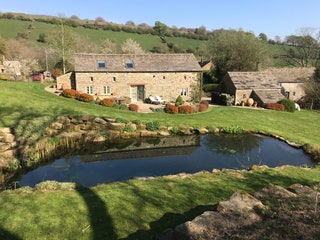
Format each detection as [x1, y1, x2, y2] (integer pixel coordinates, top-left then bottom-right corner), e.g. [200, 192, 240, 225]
[14, 134, 313, 187]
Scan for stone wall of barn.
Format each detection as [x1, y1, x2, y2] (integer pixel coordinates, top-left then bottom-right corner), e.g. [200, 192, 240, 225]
[56, 72, 73, 89]
[74, 71, 200, 102]
[280, 82, 305, 101]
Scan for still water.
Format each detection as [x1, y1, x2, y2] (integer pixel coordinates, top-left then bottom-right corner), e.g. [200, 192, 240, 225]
[16, 134, 313, 187]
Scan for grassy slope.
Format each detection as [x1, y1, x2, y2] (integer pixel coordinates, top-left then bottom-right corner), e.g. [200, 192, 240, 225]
[1, 81, 319, 146]
[0, 19, 203, 52]
[0, 18, 287, 65]
[0, 166, 319, 239]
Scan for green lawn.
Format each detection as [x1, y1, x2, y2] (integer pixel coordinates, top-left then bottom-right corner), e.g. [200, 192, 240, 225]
[1, 80, 320, 239]
[0, 166, 320, 239]
[1, 81, 319, 147]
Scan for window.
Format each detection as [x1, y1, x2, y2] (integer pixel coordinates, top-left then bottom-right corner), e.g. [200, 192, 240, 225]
[103, 86, 111, 95]
[97, 60, 106, 68]
[86, 86, 94, 94]
[90, 77, 93, 82]
[113, 76, 117, 82]
[180, 88, 188, 96]
[125, 60, 134, 69]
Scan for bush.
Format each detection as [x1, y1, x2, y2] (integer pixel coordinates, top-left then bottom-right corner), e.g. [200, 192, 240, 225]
[264, 102, 285, 111]
[146, 121, 160, 131]
[76, 93, 94, 102]
[200, 100, 209, 107]
[165, 104, 178, 114]
[175, 95, 184, 106]
[132, 119, 141, 125]
[178, 105, 194, 114]
[212, 92, 234, 106]
[202, 84, 218, 92]
[222, 125, 245, 134]
[154, 107, 165, 113]
[123, 125, 135, 132]
[129, 103, 139, 112]
[197, 103, 208, 112]
[100, 98, 116, 107]
[61, 89, 80, 99]
[35, 180, 78, 191]
[115, 118, 129, 124]
[277, 98, 295, 112]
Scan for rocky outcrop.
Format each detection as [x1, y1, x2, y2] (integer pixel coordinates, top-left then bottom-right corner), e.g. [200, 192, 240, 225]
[0, 128, 19, 169]
[161, 183, 320, 240]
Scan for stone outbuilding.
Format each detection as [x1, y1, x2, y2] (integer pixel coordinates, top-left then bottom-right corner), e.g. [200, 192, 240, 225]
[219, 67, 314, 106]
[57, 53, 202, 103]
[0, 59, 21, 80]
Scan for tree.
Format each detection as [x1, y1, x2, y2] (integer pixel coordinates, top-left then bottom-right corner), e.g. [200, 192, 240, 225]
[95, 16, 105, 23]
[203, 30, 268, 79]
[99, 39, 118, 54]
[258, 32, 268, 41]
[37, 33, 48, 43]
[49, 19, 77, 74]
[153, 21, 168, 42]
[303, 75, 320, 109]
[302, 67, 320, 109]
[121, 38, 144, 54]
[70, 15, 79, 20]
[284, 33, 320, 67]
[125, 21, 135, 26]
[0, 37, 7, 57]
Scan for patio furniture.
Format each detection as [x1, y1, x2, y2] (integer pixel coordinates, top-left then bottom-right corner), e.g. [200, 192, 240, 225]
[148, 96, 160, 104]
[155, 96, 167, 104]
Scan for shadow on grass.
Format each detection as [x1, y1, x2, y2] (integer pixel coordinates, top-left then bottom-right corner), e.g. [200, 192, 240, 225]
[122, 167, 320, 239]
[0, 227, 22, 240]
[122, 204, 215, 240]
[0, 105, 79, 128]
[77, 186, 118, 240]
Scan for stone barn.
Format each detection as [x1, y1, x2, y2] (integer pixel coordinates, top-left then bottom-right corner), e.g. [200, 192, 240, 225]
[57, 53, 202, 103]
[220, 67, 314, 106]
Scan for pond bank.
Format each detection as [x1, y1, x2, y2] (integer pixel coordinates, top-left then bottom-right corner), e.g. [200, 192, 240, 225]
[0, 114, 319, 187]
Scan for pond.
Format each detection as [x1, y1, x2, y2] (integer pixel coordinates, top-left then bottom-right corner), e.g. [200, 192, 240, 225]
[14, 134, 314, 188]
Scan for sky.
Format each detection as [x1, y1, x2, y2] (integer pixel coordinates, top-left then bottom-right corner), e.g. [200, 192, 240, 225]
[1, 0, 320, 40]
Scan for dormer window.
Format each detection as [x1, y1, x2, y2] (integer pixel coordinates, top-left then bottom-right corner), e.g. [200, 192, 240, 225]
[125, 60, 134, 69]
[98, 60, 106, 68]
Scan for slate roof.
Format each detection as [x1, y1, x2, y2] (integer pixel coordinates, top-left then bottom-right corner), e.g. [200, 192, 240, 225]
[264, 67, 315, 83]
[74, 53, 202, 72]
[228, 68, 314, 90]
[253, 89, 285, 103]
[227, 72, 280, 90]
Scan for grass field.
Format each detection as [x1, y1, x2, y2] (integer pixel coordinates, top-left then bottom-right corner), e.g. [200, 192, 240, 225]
[1, 81, 319, 147]
[0, 19, 204, 52]
[0, 81, 320, 239]
[0, 166, 320, 239]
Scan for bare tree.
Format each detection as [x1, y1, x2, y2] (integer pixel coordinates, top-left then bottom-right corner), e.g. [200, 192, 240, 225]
[95, 16, 105, 23]
[303, 76, 320, 109]
[49, 19, 77, 74]
[284, 28, 320, 67]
